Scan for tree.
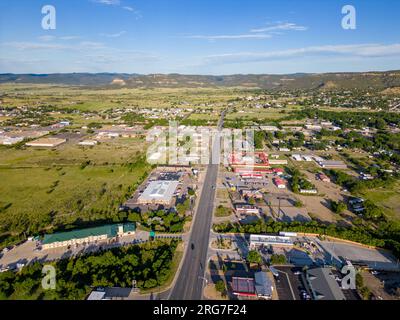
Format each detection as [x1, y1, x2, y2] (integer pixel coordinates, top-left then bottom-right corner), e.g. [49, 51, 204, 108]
[331, 200, 347, 214]
[247, 250, 262, 264]
[270, 254, 287, 265]
[215, 280, 226, 296]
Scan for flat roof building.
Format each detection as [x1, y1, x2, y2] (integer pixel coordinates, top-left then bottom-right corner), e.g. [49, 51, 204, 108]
[231, 272, 273, 299]
[318, 160, 347, 169]
[26, 137, 66, 148]
[41, 223, 135, 250]
[250, 234, 294, 248]
[137, 180, 179, 205]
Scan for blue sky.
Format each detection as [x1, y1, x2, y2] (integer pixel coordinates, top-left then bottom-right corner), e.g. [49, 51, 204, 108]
[0, 0, 400, 74]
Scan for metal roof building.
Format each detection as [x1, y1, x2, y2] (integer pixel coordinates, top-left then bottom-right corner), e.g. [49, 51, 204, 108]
[250, 234, 294, 248]
[41, 223, 135, 249]
[306, 267, 346, 300]
[137, 180, 179, 205]
[254, 272, 273, 299]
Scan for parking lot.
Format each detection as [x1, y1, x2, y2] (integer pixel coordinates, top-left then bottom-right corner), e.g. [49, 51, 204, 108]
[319, 240, 400, 271]
[274, 266, 308, 300]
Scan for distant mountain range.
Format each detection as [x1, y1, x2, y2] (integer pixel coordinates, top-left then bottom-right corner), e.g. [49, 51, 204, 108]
[1, 71, 400, 90]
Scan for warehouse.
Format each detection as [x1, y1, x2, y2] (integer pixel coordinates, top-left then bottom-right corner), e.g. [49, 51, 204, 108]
[26, 137, 66, 147]
[318, 160, 347, 169]
[137, 180, 180, 206]
[41, 223, 136, 250]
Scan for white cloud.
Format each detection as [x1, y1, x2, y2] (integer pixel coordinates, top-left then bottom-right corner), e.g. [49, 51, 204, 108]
[251, 22, 308, 33]
[185, 34, 272, 41]
[60, 36, 82, 41]
[38, 35, 56, 42]
[90, 0, 142, 18]
[100, 31, 127, 38]
[185, 21, 307, 42]
[1, 41, 106, 51]
[91, 0, 120, 5]
[203, 43, 400, 65]
[38, 35, 81, 42]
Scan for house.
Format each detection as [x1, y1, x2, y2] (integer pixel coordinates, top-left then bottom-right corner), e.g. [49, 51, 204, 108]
[300, 189, 318, 194]
[273, 178, 286, 189]
[317, 173, 331, 183]
[78, 140, 98, 146]
[292, 154, 303, 161]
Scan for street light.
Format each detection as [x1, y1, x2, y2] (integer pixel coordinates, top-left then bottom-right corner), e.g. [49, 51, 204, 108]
[198, 276, 208, 285]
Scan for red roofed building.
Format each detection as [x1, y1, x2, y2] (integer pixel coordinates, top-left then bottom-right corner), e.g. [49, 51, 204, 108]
[274, 178, 287, 189]
[229, 152, 271, 174]
[272, 168, 284, 175]
[231, 277, 256, 297]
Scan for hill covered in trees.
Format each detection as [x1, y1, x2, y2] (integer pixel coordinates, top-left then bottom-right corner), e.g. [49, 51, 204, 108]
[1, 70, 400, 90]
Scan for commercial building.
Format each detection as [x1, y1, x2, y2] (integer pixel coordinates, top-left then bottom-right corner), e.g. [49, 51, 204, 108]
[41, 223, 135, 250]
[273, 178, 287, 189]
[249, 234, 294, 248]
[231, 277, 256, 297]
[26, 137, 66, 147]
[229, 152, 271, 174]
[235, 204, 260, 215]
[240, 189, 263, 199]
[231, 272, 273, 299]
[137, 180, 179, 206]
[306, 267, 346, 300]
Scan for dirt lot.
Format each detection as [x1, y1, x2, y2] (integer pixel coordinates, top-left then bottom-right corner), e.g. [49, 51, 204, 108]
[361, 271, 400, 300]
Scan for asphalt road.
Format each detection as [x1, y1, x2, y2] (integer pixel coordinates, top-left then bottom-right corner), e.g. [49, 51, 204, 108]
[169, 112, 225, 300]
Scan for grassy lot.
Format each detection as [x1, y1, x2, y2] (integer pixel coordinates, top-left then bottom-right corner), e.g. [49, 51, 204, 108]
[0, 138, 147, 167]
[0, 162, 150, 233]
[0, 136, 152, 246]
[361, 182, 400, 221]
[1, 85, 245, 112]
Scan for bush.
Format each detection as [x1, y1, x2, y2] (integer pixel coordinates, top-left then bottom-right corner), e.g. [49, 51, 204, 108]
[215, 280, 226, 296]
[270, 254, 287, 265]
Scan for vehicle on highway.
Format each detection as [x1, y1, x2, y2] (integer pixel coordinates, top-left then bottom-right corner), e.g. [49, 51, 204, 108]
[191, 243, 195, 250]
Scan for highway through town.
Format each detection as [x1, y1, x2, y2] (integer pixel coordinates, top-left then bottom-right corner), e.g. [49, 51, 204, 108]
[169, 111, 225, 300]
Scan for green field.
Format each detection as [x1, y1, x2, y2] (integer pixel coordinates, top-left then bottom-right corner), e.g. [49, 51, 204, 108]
[0, 137, 151, 246]
[1, 85, 246, 112]
[361, 182, 400, 220]
[0, 138, 147, 167]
